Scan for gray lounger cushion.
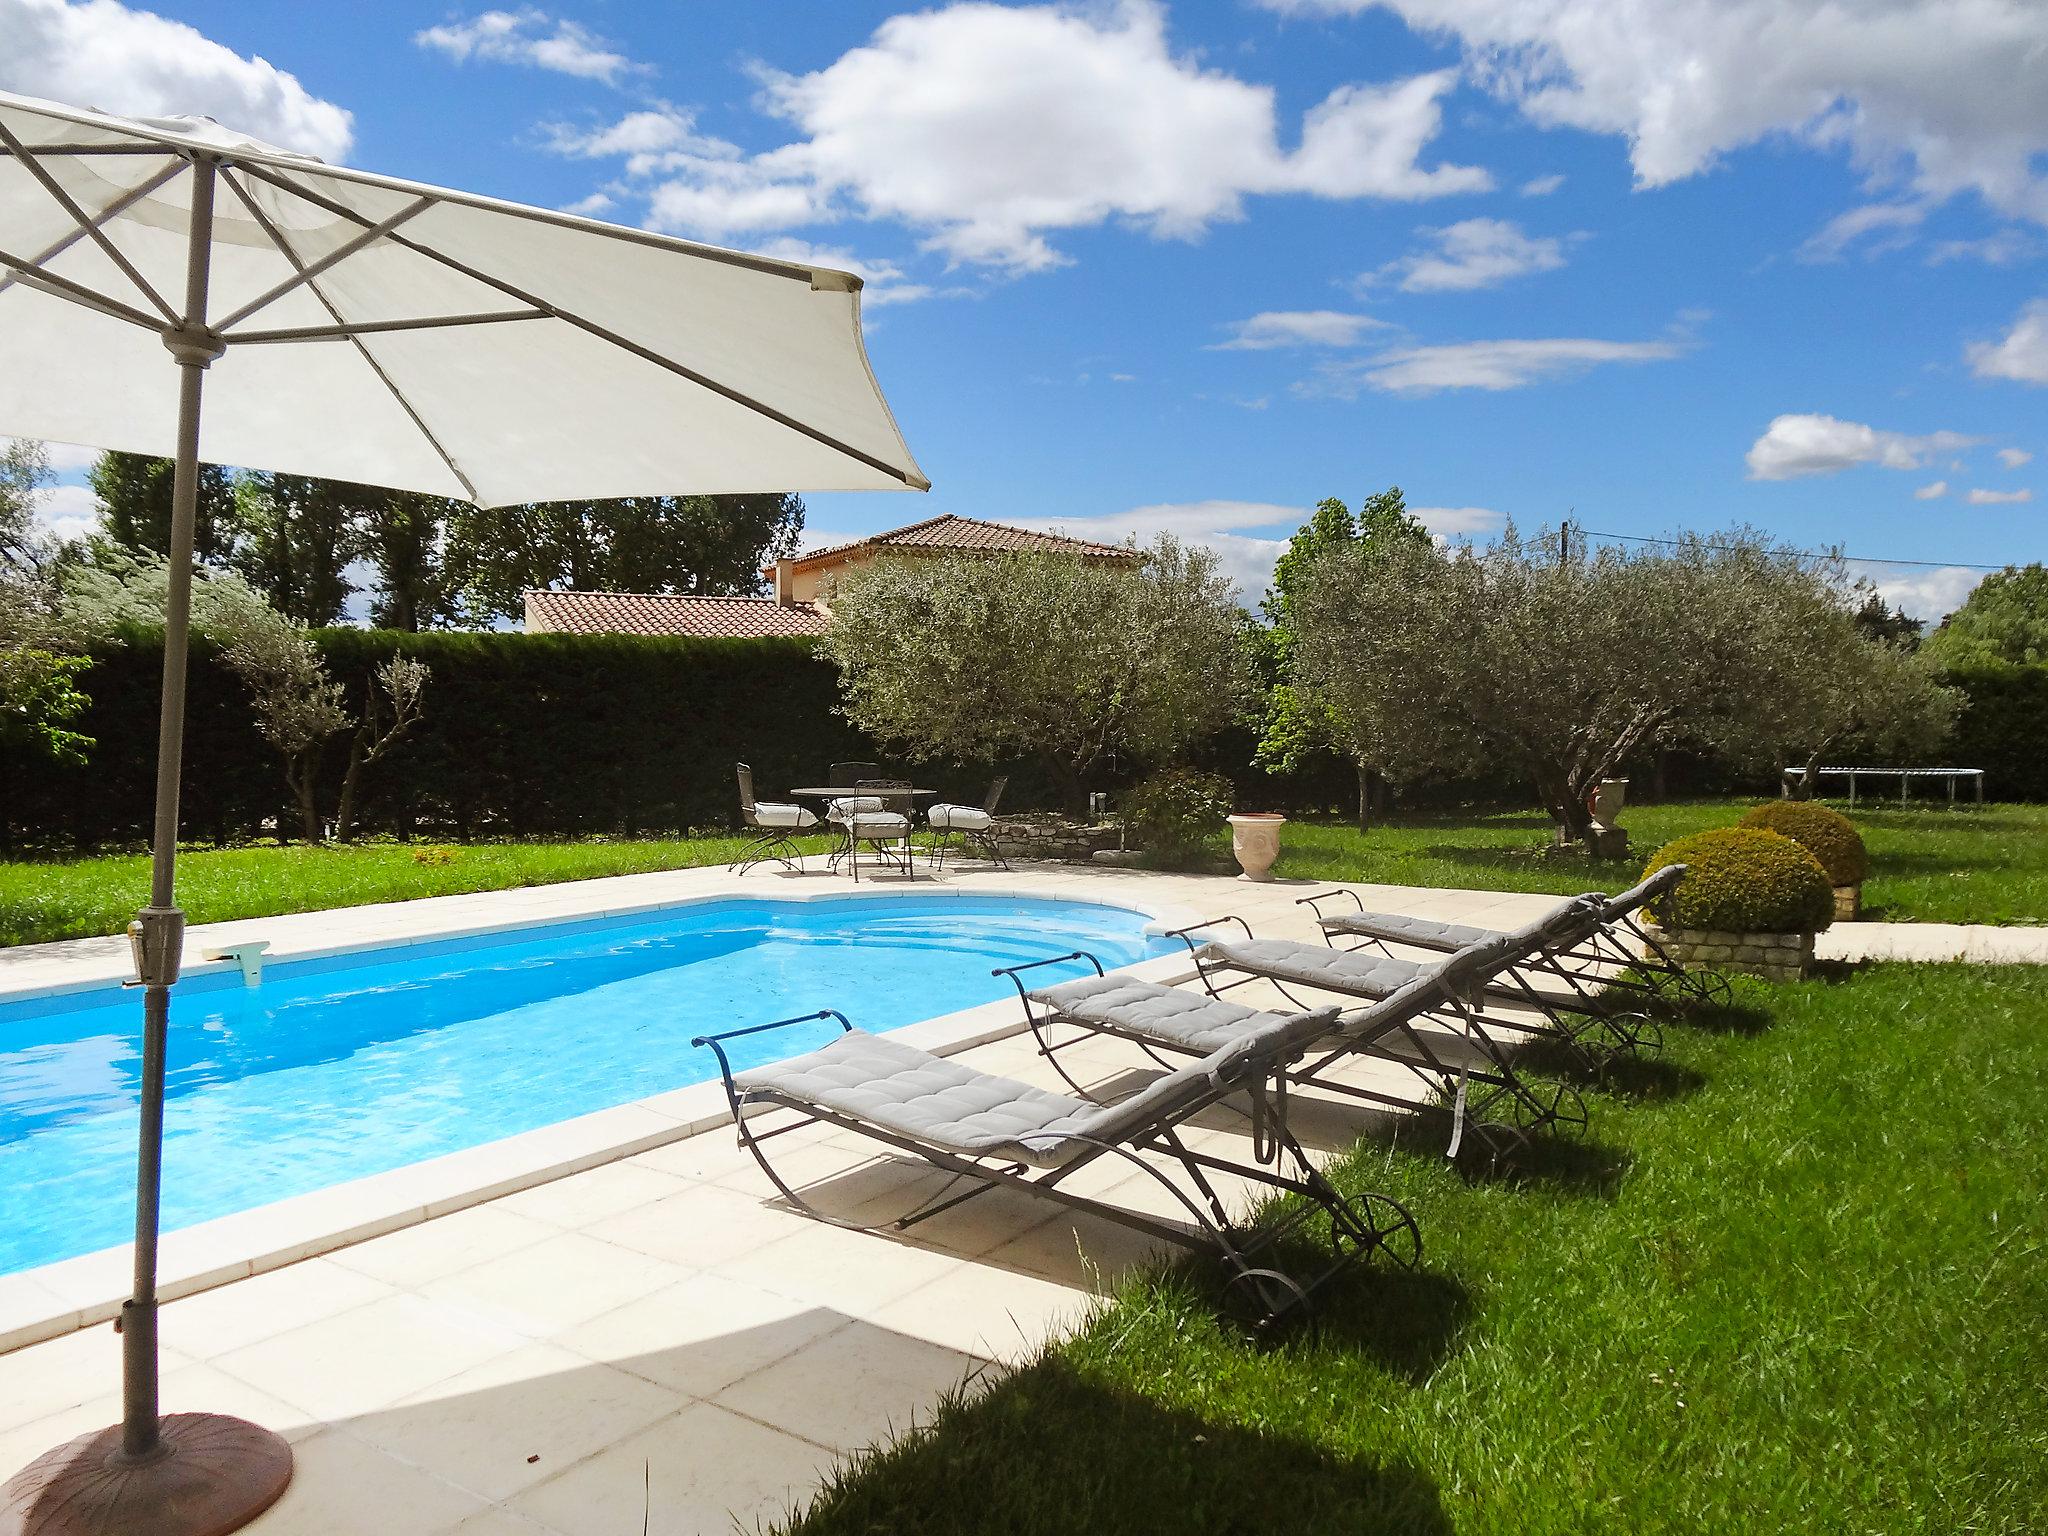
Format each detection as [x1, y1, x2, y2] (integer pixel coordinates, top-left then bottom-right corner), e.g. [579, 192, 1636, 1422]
[1029, 973, 1281, 1053]
[734, 1008, 1338, 1170]
[1203, 929, 1595, 1013]
[1318, 894, 1592, 953]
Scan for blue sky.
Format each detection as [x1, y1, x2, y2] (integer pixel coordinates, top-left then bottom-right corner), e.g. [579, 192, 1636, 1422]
[6, 0, 2046, 615]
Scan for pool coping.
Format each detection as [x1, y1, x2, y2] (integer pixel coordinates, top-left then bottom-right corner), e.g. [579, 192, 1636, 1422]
[0, 875, 1208, 1353]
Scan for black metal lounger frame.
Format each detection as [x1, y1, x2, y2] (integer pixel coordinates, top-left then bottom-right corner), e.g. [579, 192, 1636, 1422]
[1153, 918, 1592, 1158]
[1293, 892, 1666, 1056]
[692, 1009, 1420, 1327]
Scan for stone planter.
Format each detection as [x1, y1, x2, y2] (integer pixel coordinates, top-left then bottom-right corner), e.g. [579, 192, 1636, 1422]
[1227, 813, 1285, 882]
[1650, 924, 1815, 982]
[1833, 883, 1861, 922]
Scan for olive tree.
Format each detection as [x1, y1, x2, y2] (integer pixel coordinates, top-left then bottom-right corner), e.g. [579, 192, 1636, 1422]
[1781, 642, 1960, 797]
[62, 552, 428, 841]
[1292, 524, 1886, 847]
[819, 534, 1249, 811]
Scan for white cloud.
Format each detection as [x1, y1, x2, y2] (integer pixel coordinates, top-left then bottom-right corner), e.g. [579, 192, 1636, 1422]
[746, 239, 939, 307]
[1519, 173, 1564, 196]
[1914, 481, 1947, 500]
[415, 9, 644, 84]
[559, 190, 614, 217]
[1998, 448, 2034, 469]
[0, 0, 353, 159]
[603, 2, 1487, 273]
[541, 107, 728, 163]
[1797, 201, 1925, 263]
[1210, 311, 1387, 350]
[1744, 414, 1982, 480]
[1968, 299, 2048, 385]
[2, 437, 100, 473]
[1311, 336, 1684, 395]
[1410, 505, 1503, 535]
[1927, 230, 2037, 266]
[1030, 499, 1307, 602]
[1967, 487, 2032, 505]
[1845, 561, 1981, 622]
[35, 483, 97, 543]
[1262, 0, 2048, 228]
[1110, 373, 1137, 382]
[1363, 216, 1571, 292]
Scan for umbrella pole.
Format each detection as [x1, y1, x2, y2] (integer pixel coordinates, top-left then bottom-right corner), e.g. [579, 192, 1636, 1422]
[1, 153, 291, 1536]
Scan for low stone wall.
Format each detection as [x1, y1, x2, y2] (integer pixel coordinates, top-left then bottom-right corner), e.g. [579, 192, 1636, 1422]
[1653, 925, 1815, 982]
[990, 815, 1122, 862]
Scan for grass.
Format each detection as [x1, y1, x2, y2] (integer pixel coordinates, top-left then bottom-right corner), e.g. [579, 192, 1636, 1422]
[1268, 799, 2048, 927]
[782, 962, 2048, 1535]
[0, 834, 837, 947]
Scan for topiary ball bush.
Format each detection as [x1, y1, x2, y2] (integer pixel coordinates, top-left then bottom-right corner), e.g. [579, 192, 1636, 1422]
[1643, 828, 1835, 934]
[1737, 800, 1869, 886]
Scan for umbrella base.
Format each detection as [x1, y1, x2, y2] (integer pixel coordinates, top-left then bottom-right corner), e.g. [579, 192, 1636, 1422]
[0, 1414, 292, 1536]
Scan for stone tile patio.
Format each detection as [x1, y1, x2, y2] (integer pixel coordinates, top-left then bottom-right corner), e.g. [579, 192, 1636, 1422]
[0, 860, 1563, 1534]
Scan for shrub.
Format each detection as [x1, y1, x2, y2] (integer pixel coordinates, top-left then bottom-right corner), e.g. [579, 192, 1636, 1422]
[1738, 801, 1869, 886]
[1123, 768, 1233, 863]
[1643, 828, 1835, 934]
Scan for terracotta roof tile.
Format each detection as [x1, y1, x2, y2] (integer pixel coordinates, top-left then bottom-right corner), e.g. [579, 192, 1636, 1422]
[786, 514, 1135, 569]
[524, 589, 827, 638]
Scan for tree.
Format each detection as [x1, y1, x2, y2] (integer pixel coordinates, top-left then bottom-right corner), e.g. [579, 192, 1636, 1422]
[2, 437, 64, 578]
[1255, 488, 1431, 827]
[820, 535, 1250, 811]
[0, 562, 91, 766]
[360, 491, 460, 631]
[1292, 524, 1874, 849]
[1783, 642, 1961, 797]
[444, 493, 807, 625]
[1924, 564, 2048, 667]
[61, 552, 429, 840]
[86, 450, 241, 566]
[229, 472, 365, 626]
[1849, 586, 1923, 648]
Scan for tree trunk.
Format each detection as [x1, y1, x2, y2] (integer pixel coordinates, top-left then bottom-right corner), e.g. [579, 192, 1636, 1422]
[1540, 771, 1596, 849]
[1045, 755, 1088, 817]
[286, 750, 323, 844]
[1354, 758, 1372, 832]
[334, 733, 368, 843]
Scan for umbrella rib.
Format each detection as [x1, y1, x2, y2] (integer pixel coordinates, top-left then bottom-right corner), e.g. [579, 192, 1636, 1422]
[212, 196, 434, 333]
[0, 244, 161, 328]
[235, 161, 926, 490]
[229, 309, 552, 343]
[0, 158, 185, 300]
[221, 169, 481, 503]
[0, 119, 180, 324]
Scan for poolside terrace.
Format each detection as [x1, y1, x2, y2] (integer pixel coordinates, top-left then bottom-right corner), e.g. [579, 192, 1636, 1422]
[0, 858, 1561, 1535]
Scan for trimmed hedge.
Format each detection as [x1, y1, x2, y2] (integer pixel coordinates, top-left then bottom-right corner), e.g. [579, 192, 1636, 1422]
[0, 631, 911, 848]
[0, 631, 1301, 849]
[1644, 828, 1835, 934]
[1738, 801, 1869, 886]
[1945, 663, 2048, 802]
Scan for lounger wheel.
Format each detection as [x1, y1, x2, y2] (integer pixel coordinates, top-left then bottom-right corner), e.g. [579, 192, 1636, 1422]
[1509, 1081, 1588, 1140]
[1333, 1191, 1421, 1271]
[1222, 1265, 1311, 1328]
[1686, 970, 1736, 1008]
[1596, 1011, 1662, 1058]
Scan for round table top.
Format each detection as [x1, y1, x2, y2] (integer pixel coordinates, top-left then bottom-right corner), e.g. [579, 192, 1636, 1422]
[787, 785, 938, 798]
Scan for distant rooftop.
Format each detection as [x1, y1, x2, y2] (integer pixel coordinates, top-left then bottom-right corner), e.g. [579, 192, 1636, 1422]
[523, 589, 827, 639]
[781, 513, 1135, 571]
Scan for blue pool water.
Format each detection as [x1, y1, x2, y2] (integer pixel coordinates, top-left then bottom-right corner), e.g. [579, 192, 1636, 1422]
[0, 894, 1167, 1277]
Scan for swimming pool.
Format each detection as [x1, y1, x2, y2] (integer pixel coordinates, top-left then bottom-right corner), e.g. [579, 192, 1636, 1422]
[0, 894, 1169, 1277]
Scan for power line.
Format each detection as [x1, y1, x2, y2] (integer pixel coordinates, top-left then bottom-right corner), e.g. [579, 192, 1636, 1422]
[1574, 527, 2013, 573]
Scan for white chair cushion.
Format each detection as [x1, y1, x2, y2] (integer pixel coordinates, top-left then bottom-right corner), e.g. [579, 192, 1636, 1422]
[752, 802, 818, 829]
[927, 804, 992, 831]
[848, 811, 910, 837]
[827, 795, 885, 822]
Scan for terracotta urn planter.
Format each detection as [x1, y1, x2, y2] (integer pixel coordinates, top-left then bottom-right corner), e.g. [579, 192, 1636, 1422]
[1228, 813, 1286, 882]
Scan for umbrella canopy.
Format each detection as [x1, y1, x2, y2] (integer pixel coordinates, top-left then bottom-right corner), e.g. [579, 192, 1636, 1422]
[0, 89, 925, 1536]
[0, 90, 927, 504]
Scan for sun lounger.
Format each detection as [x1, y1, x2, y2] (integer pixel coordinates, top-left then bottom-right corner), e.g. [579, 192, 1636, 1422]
[1299, 865, 1722, 1009]
[1000, 923, 1575, 1160]
[692, 1003, 1417, 1326]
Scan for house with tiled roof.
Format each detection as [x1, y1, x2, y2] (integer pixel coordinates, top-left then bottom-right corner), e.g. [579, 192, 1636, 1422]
[522, 514, 1136, 638]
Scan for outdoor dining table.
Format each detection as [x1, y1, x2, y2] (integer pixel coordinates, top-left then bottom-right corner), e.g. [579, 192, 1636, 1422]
[788, 786, 939, 878]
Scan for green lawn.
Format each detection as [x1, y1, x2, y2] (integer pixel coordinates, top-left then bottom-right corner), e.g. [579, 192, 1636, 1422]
[0, 797, 2038, 948]
[0, 835, 835, 948]
[783, 962, 2048, 1535]
[1270, 799, 2048, 926]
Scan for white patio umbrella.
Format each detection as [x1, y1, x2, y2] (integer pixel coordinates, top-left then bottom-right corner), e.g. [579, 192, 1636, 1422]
[0, 89, 926, 1536]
